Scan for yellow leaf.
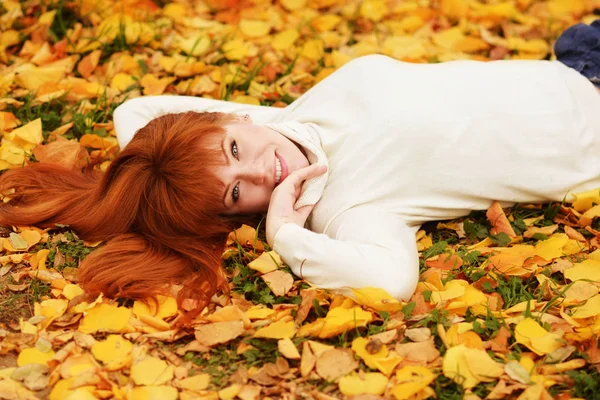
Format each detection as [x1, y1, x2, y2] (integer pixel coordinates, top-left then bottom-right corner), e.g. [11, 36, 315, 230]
[583, 205, 600, 220]
[62, 284, 84, 300]
[37, 299, 68, 319]
[79, 303, 132, 334]
[140, 74, 176, 96]
[254, 320, 297, 339]
[351, 337, 388, 369]
[300, 39, 324, 60]
[17, 347, 55, 367]
[110, 73, 137, 92]
[311, 15, 342, 32]
[222, 39, 249, 61]
[245, 305, 276, 320]
[316, 307, 373, 338]
[239, 20, 271, 38]
[248, 251, 281, 274]
[281, 0, 307, 11]
[507, 37, 549, 54]
[548, 0, 586, 17]
[133, 295, 178, 320]
[176, 373, 210, 391]
[126, 386, 178, 400]
[1, 30, 20, 47]
[163, 3, 187, 20]
[231, 95, 261, 106]
[463, 346, 504, 382]
[360, 0, 388, 21]
[272, 29, 300, 51]
[12, 118, 42, 145]
[278, 338, 301, 359]
[570, 294, 600, 319]
[432, 27, 465, 50]
[515, 318, 564, 355]
[339, 372, 388, 396]
[430, 280, 468, 304]
[535, 234, 569, 261]
[218, 384, 242, 400]
[440, 0, 469, 19]
[131, 356, 175, 386]
[571, 188, 600, 212]
[392, 366, 435, 399]
[352, 287, 403, 312]
[565, 259, 600, 282]
[443, 345, 489, 388]
[91, 335, 132, 369]
[15, 66, 66, 91]
[178, 35, 211, 57]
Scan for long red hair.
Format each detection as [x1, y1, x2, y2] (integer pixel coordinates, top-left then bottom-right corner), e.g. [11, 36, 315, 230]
[0, 111, 239, 320]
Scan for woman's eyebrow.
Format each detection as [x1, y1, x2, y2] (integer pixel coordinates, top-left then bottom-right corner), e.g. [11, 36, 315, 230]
[221, 137, 231, 208]
[221, 137, 231, 166]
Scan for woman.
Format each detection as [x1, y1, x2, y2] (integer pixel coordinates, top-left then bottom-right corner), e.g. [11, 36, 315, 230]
[2, 23, 600, 316]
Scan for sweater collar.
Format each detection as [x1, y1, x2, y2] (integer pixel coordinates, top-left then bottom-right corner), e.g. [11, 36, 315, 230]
[264, 121, 329, 208]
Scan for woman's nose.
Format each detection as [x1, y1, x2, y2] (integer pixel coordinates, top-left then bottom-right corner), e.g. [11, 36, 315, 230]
[241, 163, 267, 185]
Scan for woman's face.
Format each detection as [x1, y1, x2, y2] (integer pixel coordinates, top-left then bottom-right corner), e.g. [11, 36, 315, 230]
[214, 117, 310, 214]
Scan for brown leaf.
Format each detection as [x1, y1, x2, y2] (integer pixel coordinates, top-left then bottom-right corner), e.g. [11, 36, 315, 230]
[194, 321, 245, 346]
[237, 384, 262, 400]
[175, 340, 210, 356]
[248, 366, 278, 386]
[404, 327, 431, 342]
[315, 348, 358, 381]
[7, 283, 28, 292]
[564, 226, 587, 242]
[395, 338, 440, 363]
[369, 329, 398, 344]
[32, 136, 88, 170]
[261, 270, 293, 297]
[300, 341, 316, 377]
[486, 201, 517, 238]
[295, 289, 317, 324]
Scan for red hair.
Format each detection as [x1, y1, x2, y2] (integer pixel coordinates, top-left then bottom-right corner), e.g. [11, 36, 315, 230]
[0, 111, 239, 321]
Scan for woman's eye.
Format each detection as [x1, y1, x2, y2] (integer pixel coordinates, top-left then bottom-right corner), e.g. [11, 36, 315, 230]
[231, 140, 239, 159]
[232, 183, 240, 203]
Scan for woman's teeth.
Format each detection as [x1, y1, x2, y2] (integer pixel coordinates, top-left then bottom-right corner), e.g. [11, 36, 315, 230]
[275, 156, 282, 184]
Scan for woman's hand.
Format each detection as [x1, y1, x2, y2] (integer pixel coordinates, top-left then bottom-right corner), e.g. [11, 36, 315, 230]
[266, 163, 328, 247]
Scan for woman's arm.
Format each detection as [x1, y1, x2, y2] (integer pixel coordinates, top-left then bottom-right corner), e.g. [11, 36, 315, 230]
[113, 96, 285, 148]
[272, 205, 420, 301]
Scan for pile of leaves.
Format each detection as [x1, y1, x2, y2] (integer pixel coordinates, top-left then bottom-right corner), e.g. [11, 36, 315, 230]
[1, 0, 599, 399]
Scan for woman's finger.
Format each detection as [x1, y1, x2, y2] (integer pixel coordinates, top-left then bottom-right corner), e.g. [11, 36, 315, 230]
[286, 164, 327, 188]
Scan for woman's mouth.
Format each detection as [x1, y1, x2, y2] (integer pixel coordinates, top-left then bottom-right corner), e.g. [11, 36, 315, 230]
[274, 152, 288, 187]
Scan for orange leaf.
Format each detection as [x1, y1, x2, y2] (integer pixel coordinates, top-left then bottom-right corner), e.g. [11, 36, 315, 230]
[77, 50, 102, 79]
[486, 201, 517, 237]
[425, 253, 463, 270]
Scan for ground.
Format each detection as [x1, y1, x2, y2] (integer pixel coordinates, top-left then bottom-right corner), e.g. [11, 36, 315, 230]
[0, 0, 600, 399]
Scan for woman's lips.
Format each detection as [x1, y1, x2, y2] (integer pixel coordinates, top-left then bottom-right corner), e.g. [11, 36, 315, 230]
[275, 152, 289, 187]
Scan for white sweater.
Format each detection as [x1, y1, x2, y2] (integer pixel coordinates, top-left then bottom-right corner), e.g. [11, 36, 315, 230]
[113, 55, 600, 301]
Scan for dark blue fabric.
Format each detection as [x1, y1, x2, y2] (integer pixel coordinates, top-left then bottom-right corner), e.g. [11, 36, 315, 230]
[555, 19, 600, 88]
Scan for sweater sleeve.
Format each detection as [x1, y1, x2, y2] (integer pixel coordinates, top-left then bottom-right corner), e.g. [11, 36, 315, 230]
[112, 95, 285, 148]
[272, 206, 420, 301]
